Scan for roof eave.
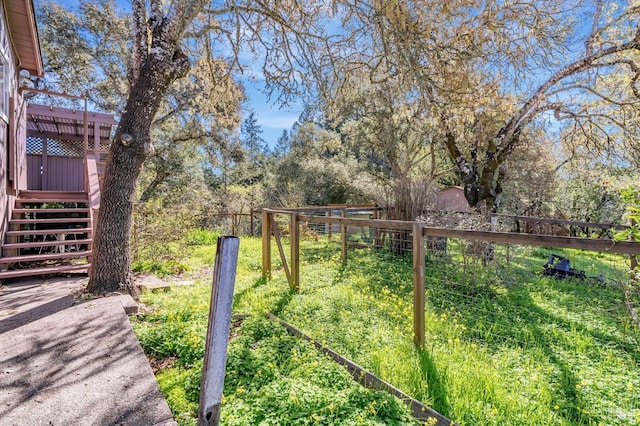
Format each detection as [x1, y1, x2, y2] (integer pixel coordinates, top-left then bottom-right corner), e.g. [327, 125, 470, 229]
[5, 0, 44, 77]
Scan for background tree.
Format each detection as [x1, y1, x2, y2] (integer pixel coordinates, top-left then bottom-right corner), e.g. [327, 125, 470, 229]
[231, 111, 269, 187]
[273, 130, 291, 158]
[35, 0, 640, 295]
[327, 0, 640, 212]
[36, 0, 131, 111]
[264, 110, 374, 207]
[331, 74, 443, 222]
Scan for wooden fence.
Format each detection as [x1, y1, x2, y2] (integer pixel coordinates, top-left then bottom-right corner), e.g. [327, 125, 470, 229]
[261, 207, 640, 347]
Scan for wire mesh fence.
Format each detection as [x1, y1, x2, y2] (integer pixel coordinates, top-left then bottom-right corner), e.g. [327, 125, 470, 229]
[260, 207, 640, 424]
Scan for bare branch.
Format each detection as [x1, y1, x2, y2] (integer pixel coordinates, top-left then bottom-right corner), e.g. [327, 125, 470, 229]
[498, 35, 640, 145]
[585, 0, 603, 57]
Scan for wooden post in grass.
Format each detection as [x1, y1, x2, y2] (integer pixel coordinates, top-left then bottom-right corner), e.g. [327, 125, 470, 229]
[341, 209, 348, 263]
[198, 236, 240, 426]
[373, 208, 381, 249]
[262, 210, 271, 281]
[327, 210, 332, 239]
[290, 212, 300, 291]
[413, 221, 426, 347]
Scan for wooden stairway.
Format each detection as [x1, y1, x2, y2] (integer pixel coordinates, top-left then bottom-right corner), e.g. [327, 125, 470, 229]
[0, 191, 93, 279]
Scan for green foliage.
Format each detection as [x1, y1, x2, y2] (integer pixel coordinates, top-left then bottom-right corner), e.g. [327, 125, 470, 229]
[134, 236, 640, 425]
[615, 187, 640, 241]
[263, 116, 378, 207]
[235, 237, 638, 425]
[135, 291, 415, 425]
[221, 317, 416, 425]
[554, 165, 637, 227]
[131, 200, 203, 275]
[132, 259, 189, 277]
[156, 367, 201, 425]
[185, 229, 220, 246]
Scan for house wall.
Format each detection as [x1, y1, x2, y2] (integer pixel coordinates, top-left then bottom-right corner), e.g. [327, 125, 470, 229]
[433, 187, 471, 213]
[0, 1, 26, 247]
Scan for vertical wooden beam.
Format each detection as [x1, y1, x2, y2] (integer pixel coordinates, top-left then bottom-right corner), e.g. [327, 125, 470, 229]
[271, 214, 292, 284]
[290, 212, 300, 291]
[41, 137, 48, 190]
[198, 236, 240, 426]
[93, 119, 100, 150]
[341, 209, 347, 263]
[262, 210, 271, 281]
[373, 208, 380, 248]
[83, 99, 89, 193]
[327, 210, 332, 239]
[250, 209, 254, 236]
[413, 222, 425, 347]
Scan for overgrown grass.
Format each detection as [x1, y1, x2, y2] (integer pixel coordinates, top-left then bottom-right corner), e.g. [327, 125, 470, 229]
[134, 233, 640, 425]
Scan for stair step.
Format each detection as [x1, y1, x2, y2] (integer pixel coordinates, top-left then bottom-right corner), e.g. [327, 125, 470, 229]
[10, 218, 91, 225]
[16, 199, 88, 206]
[0, 264, 90, 279]
[18, 190, 88, 201]
[6, 228, 92, 237]
[0, 250, 91, 264]
[3, 239, 93, 250]
[13, 208, 90, 214]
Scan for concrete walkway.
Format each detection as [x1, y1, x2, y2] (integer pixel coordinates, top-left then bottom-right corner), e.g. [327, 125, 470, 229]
[0, 277, 176, 426]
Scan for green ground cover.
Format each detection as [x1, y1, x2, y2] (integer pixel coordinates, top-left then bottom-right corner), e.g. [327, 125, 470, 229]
[133, 233, 640, 425]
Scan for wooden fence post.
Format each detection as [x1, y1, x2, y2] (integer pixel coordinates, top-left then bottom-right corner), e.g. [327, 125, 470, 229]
[231, 215, 237, 236]
[290, 212, 300, 291]
[262, 210, 271, 281]
[327, 210, 332, 240]
[250, 209, 255, 236]
[198, 237, 240, 426]
[373, 208, 381, 249]
[413, 222, 425, 347]
[341, 209, 348, 263]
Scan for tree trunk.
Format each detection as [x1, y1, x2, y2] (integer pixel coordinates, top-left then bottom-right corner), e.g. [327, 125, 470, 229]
[87, 25, 190, 295]
[88, 140, 146, 295]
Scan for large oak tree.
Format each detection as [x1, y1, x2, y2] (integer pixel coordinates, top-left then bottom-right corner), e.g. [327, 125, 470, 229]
[85, 0, 346, 295]
[328, 0, 640, 212]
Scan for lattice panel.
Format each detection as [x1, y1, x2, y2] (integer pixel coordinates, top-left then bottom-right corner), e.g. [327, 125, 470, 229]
[26, 136, 43, 155]
[47, 139, 83, 157]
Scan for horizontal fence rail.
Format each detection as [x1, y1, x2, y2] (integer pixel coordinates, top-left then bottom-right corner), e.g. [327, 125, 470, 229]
[260, 206, 639, 425]
[262, 208, 640, 347]
[297, 214, 639, 255]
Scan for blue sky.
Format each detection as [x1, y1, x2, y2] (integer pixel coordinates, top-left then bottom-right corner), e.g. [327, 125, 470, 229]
[42, 0, 301, 148]
[241, 79, 301, 148]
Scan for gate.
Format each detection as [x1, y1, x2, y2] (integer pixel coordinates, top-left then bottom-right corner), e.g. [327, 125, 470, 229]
[26, 136, 84, 191]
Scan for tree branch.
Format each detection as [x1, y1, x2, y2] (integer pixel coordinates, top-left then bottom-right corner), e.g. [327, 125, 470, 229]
[498, 31, 640, 146]
[131, 0, 148, 84]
